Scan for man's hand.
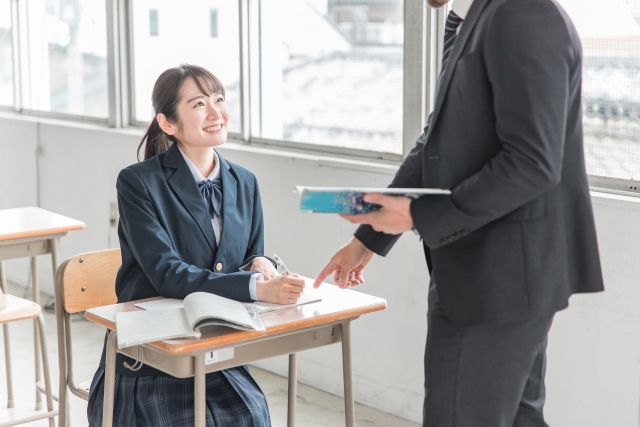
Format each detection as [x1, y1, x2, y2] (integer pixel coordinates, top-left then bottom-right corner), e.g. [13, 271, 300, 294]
[256, 274, 305, 304]
[314, 237, 374, 289]
[250, 256, 278, 280]
[340, 194, 414, 235]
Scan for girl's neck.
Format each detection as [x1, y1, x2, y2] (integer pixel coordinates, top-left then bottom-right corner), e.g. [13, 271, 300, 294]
[178, 143, 216, 177]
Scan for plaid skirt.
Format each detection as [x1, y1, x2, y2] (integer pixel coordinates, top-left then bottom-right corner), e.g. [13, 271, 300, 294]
[87, 366, 271, 427]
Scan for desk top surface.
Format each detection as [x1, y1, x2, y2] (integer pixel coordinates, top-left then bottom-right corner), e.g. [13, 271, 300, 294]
[0, 207, 86, 241]
[86, 277, 387, 354]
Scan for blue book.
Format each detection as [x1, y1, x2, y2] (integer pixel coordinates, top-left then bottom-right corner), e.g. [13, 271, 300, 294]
[295, 186, 451, 214]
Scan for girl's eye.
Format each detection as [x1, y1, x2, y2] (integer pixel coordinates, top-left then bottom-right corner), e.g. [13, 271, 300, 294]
[217, 97, 225, 103]
[194, 101, 205, 107]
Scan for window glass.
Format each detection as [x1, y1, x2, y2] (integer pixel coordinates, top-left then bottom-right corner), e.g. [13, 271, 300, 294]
[253, 0, 404, 154]
[21, 0, 108, 117]
[132, 0, 241, 133]
[557, 0, 640, 180]
[0, 0, 13, 107]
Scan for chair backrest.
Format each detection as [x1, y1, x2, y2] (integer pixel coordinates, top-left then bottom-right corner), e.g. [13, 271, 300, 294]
[57, 248, 120, 314]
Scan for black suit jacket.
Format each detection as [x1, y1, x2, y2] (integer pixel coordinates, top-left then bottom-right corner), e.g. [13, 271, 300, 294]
[355, 0, 604, 326]
[102, 143, 265, 375]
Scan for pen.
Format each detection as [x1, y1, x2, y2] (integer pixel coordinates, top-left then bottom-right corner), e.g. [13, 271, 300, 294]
[273, 254, 291, 275]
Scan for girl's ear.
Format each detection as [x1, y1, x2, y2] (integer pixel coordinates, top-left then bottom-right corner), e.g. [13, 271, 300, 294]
[157, 113, 176, 136]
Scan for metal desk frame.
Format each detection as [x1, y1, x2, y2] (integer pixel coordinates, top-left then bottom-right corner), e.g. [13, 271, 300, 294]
[0, 234, 63, 410]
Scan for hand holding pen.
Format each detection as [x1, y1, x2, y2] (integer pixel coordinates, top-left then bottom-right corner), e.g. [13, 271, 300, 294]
[273, 254, 291, 275]
[255, 254, 304, 303]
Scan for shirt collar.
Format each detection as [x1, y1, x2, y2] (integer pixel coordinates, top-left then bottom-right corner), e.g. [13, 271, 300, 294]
[177, 146, 221, 182]
[452, 0, 474, 20]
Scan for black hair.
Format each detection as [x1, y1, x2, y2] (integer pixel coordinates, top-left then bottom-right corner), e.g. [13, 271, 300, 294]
[137, 64, 225, 161]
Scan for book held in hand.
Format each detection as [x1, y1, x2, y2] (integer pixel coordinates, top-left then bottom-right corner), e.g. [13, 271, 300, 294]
[115, 292, 266, 349]
[294, 186, 451, 214]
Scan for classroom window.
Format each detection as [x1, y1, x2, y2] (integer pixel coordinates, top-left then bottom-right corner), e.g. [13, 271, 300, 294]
[18, 0, 109, 117]
[210, 9, 218, 38]
[149, 9, 158, 36]
[250, 0, 404, 155]
[557, 0, 640, 181]
[131, 0, 241, 133]
[0, 0, 13, 107]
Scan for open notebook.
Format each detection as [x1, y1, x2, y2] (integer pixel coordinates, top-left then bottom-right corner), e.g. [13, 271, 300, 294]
[115, 290, 321, 349]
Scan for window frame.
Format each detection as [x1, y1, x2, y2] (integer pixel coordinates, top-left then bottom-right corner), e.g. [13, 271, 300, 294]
[3, 0, 111, 124]
[2, 0, 638, 195]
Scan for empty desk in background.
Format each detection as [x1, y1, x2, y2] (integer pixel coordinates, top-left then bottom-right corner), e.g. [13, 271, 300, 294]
[0, 206, 85, 410]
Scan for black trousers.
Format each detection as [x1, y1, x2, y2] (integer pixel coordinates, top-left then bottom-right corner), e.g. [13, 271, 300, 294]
[424, 278, 554, 427]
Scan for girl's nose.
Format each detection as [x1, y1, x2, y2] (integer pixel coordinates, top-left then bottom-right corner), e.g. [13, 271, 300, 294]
[208, 104, 222, 120]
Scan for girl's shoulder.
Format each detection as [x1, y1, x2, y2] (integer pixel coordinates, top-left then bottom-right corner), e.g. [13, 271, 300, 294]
[219, 155, 258, 188]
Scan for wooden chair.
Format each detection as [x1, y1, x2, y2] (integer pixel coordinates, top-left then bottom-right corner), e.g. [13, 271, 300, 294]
[54, 249, 119, 427]
[0, 278, 56, 426]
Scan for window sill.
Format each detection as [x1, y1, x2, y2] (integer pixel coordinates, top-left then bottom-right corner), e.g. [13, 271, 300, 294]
[590, 190, 640, 211]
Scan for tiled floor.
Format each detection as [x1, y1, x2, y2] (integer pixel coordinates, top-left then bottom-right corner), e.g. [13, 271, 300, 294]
[0, 284, 419, 426]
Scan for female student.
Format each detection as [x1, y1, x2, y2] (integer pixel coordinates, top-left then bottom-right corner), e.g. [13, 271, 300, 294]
[87, 64, 305, 426]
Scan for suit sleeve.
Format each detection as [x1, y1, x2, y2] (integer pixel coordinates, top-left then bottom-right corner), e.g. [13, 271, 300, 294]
[411, 1, 576, 249]
[354, 124, 429, 256]
[117, 168, 254, 301]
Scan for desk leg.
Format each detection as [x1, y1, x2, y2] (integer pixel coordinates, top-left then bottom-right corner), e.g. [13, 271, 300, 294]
[194, 353, 206, 427]
[287, 353, 298, 427]
[31, 256, 43, 410]
[341, 321, 355, 427]
[51, 237, 69, 425]
[0, 261, 14, 408]
[102, 330, 117, 427]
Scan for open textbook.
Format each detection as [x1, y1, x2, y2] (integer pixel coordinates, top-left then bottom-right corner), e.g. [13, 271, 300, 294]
[294, 186, 451, 214]
[115, 290, 321, 349]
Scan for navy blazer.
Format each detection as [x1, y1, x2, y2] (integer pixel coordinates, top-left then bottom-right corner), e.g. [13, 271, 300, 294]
[102, 144, 265, 376]
[115, 143, 263, 304]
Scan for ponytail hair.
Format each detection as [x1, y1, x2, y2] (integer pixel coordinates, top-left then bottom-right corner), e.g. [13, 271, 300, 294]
[137, 117, 177, 161]
[137, 64, 226, 161]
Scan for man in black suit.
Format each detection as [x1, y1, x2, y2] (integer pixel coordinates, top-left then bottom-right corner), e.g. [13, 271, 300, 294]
[314, 0, 604, 425]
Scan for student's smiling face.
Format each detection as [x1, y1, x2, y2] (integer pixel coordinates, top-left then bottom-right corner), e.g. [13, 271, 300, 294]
[173, 77, 229, 149]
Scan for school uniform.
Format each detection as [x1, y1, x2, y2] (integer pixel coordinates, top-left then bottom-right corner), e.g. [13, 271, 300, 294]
[87, 143, 272, 426]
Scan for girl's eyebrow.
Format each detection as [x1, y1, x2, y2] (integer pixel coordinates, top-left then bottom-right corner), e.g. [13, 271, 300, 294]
[186, 94, 206, 103]
[186, 92, 223, 103]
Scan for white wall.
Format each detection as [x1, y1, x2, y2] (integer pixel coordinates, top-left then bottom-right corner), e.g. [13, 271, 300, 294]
[0, 113, 638, 425]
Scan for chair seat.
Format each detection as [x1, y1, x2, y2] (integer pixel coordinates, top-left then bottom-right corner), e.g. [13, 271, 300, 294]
[78, 379, 92, 398]
[0, 294, 41, 324]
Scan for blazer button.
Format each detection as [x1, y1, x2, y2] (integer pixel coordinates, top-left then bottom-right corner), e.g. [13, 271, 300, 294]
[216, 263, 223, 271]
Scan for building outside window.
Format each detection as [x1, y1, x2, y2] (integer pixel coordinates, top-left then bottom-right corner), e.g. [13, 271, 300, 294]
[19, 0, 109, 118]
[252, 0, 404, 155]
[149, 9, 158, 36]
[0, 0, 14, 107]
[131, 0, 241, 133]
[210, 9, 218, 38]
[558, 0, 640, 182]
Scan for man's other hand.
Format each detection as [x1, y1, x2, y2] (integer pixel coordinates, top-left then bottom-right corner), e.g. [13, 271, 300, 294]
[314, 237, 374, 289]
[340, 193, 414, 235]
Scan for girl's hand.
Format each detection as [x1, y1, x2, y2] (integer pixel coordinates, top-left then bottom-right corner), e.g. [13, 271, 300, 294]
[256, 274, 305, 304]
[250, 257, 278, 280]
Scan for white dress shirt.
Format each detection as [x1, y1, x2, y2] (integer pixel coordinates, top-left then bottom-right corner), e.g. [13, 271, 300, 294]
[178, 146, 261, 300]
[452, 0, 474, 28]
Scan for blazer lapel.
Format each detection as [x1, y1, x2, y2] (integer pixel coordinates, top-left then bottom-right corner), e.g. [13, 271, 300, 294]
[428, 0, 491, 138]
[163, 144, 217, 253]
[214, 152, 239, 262]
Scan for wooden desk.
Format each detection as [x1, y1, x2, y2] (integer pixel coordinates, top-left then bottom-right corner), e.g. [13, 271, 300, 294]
[86, 278, 386, 427]
[0, 206, 85, 409]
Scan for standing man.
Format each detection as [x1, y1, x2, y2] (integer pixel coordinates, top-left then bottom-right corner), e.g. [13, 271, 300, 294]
[314, 0, 604, 425]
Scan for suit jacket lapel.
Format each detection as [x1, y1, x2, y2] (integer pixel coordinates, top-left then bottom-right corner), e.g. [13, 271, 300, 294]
[163, 144, 217, 253]
[215, 152, 239, 262]
[428, 0, 491, 138]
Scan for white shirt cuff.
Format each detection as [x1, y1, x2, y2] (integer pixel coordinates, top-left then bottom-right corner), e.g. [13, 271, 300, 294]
[249, 272, 263, 301]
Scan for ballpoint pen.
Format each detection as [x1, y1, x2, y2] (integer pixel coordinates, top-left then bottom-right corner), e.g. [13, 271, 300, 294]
[273, 254, 291, 275]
